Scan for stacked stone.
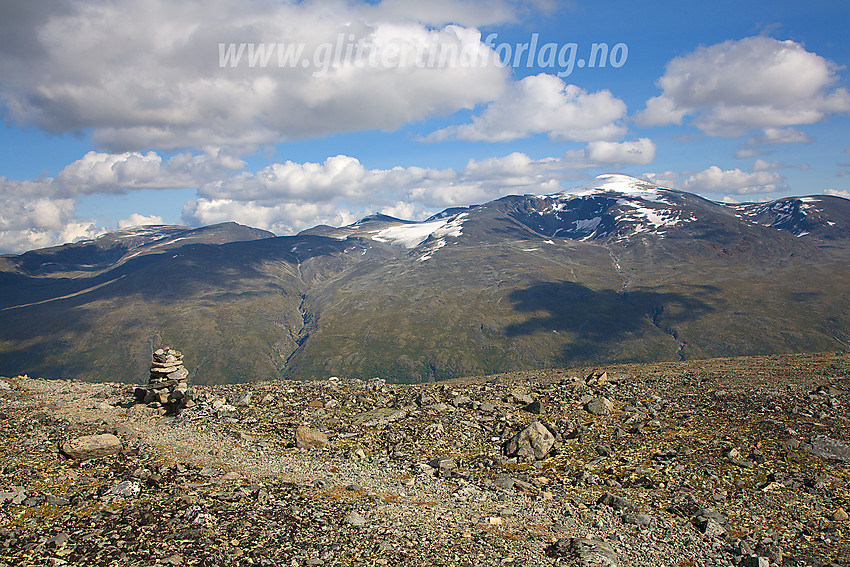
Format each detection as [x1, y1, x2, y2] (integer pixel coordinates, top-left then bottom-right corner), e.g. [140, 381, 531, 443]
[135, 347, 191, 411]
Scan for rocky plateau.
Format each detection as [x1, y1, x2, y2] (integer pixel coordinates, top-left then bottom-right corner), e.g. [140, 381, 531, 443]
[1, 350, 848, 566]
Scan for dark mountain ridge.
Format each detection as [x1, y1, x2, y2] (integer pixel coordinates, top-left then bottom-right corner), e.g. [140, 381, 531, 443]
[1, 174, 848, 384]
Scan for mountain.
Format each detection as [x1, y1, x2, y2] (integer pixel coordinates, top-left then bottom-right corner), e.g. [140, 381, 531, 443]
[1, 175, 849, 384]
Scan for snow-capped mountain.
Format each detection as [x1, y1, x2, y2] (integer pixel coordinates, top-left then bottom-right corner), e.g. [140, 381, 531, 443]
[1, 174, 849, 384]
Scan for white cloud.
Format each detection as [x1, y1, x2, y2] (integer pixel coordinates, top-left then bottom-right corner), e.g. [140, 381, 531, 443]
[0, 0, 512, 151]
[746, 127, 812, 146]
[424, 74, 627, 142]
[751, 159, 809, 172]
[824, 189, 850, 199]
[636, 36, 850, 136]
[0, 194, 105, 253]
[118, 213, 165, 229]
[583, 138, 656, 165]
[185, 151, 582, 234]
[644, 166, 784, 195]
[734, 148, 765, 159]
[0, 149, 244, 199]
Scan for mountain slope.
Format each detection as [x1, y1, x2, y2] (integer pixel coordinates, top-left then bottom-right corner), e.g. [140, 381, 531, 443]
[1, 175, 849, 384]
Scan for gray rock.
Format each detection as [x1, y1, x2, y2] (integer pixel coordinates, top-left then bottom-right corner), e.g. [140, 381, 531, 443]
[295, 425, 329, 449]
[701, 518, 727, 538]
[46, 532, 70, 548]
[692, 508, 728, 538]
[231, 391, 252, 408]
[343, 511, 367, 526]
[508, 388, 534, 405]
[0, 487, 27, 505]
[807, 435, 850, 462]
[428, 457, 458, 475]
[586, 396, 614, 415]
[415, 391, 438, 407]
[522, 400, 543, 414]
[740, 557, 769, 567]
[493, 475, 515, 490]
[354, 407, 408, 427]
[623, 512, 652, 526]
[452, 394, 472, 407]
[502, 420, 557, 461]
[106, 480, 140, 499]
[0, 380, 10, 391]
[598, 492, 638, 512]
[61, 434, 123, 460]
[547, 538, 618, 566]
[755, 542, 783, 564]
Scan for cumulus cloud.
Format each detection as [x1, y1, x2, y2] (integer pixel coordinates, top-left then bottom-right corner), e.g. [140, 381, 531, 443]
[636, 36, 850, 137]
[118, 213, 165, 229]
[2, 146, 605, 253]
[0, 0, 515, 151]
[824, 189, 850, 199]
[424, 74, 627, 142]
[644, 166, 785, 195]
[185, 151, 584, 233]
[0, 194, 105, 253]
[582, 138, 656, 165]
[0, 149, 244, 199]
[751, 159, 809, 172]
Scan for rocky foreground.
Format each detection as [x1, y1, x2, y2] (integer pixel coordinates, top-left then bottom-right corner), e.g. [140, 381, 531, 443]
[1, 352, 849, 567]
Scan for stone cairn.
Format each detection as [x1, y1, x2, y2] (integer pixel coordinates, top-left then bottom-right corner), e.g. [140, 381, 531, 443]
[134, 347, 192, 411]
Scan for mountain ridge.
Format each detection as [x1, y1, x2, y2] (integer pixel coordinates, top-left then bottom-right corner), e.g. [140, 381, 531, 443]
[1, 175, 849, 384]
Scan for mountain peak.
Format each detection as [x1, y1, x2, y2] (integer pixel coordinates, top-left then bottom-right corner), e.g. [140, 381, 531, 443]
[559, 174, 669, 202]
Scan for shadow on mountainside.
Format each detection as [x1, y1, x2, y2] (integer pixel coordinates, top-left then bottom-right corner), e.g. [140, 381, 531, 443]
[505, 281, 718, 362]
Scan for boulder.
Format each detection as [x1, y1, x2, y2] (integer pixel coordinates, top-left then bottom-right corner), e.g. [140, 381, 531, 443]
[586, 396, 614, 415]
[61, 434, 122, 460]
[502, 420, 558, 460]
[546, 538, 618, 566]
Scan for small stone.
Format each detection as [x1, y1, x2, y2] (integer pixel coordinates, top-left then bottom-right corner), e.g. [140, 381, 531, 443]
[701, 518, 727, 538]
[344, 511, 367, 526]
[106, 480, 140, 499]
[807, 435, 850, 462]
[546, 538, 618, 566]
[61, 434, 123, 460]
[585, 397, 614, 416]
[623, 512, 652, 526]
[598, 492, 638, 512]
[231, 391, 252, 407]
[739, 557, 769, 567]
[295, 425, 329, 449]
[46, 532, 70, 548]
[428, 457, 458, 475]
[522, 400, 543, 414]
[833, 508, 849, 521]
[0, 380, 11, 391]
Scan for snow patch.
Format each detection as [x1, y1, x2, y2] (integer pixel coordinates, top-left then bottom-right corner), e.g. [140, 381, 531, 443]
[372, 213, 467, 249]
[559, 174, 670, 203]
[573, 217, 602, 232]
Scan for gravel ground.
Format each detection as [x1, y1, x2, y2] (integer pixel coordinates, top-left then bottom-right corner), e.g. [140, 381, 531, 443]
[1, 351, 848, 566]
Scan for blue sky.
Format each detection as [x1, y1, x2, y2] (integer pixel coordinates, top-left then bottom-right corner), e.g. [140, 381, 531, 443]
[0, 0, 848, 253]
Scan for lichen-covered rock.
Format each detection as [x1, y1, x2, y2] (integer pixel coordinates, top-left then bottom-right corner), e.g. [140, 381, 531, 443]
[61, 433, 122, 460]
[295, 425, 329, 449]
[502, 420, 557, 460]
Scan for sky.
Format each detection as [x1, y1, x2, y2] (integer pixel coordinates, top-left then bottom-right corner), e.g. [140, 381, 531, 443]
[0, 0, 849, 254]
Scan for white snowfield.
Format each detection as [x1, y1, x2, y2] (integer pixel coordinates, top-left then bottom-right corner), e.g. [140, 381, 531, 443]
[558, 173, 671, 203]
[370, 213, 468, 249]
